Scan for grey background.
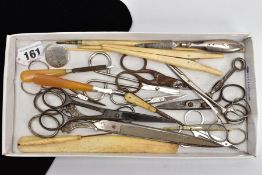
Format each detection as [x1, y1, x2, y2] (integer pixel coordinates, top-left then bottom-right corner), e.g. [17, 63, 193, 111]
[47, 0, 262, 174]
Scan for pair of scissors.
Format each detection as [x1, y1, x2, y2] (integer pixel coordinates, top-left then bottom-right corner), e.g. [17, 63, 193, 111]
[158, 58, 247, 110]
[86, 53, 187, 95]
[114, 55, 190, 93]
[29, 88, 178, 137]
[33, 88, 105, 112]
[163, 110, 247, 146]
[124, 93, 244, 150]
[85, 79, 184, 106]
[40, 88, 178, 124]
[156, 84, 247, 111]
[166, 61, 249, 123]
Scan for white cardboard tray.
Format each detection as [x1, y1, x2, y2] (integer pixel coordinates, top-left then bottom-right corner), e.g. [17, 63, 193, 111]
[2, 32, 258, 157]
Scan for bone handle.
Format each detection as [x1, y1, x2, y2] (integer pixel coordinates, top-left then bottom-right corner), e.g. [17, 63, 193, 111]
[124, 93, 157, 113]
[102, 45, 223, 76]
[18, 135, 179, 153]
[103, 44, 223, 59]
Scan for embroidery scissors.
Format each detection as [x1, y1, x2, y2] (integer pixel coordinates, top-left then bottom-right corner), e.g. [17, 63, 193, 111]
[85, 53, 187, 98]
[166, 59, 249, 123]
[156, 84, 247, 110]
[114, 55, 190, 93]
[125, 93, 244, 150]
[30, 88, 178, 136]
[40, 88, 176, 124]
[85, 79, 184, 106]
[163, 110, 247, 146]
[33, 88, 105, 112]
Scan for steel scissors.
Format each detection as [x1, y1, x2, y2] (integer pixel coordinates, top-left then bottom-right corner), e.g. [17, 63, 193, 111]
[85, 53, 186, 97]
[157, 84, 248, 111]
[167, 61, 249, 123]
[114, 54, 190, 93]
[163, 110, 247, 146]
[40, 88, 177, 124]
[33, 87, 105, 113]
[123, 93, 244, 151]
[85, 79, 184, 106]
[158, 58, 248, 110]
[30, 88, 178, 136]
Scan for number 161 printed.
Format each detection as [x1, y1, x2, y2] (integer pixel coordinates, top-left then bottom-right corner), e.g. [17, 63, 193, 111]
[17, 41, 44, 65]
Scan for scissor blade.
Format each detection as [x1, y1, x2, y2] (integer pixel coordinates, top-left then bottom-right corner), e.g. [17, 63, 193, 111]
[94, 120, 221, 147]
[156, 99, 210, 110]
[141, 84, 181, 95]
[121, 112, 176, 123]
[146, 94, 186, 104]
[88, 99, 106, 106]
[73, 92, 106, 106]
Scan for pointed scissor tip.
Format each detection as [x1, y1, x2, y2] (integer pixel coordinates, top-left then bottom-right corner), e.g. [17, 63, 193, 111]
[90, 100, 106, 106]
[229, 145, 247, 154]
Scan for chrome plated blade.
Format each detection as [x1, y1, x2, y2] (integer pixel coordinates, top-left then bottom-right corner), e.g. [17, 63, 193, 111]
[141, 84, 181, 95]
[156, 99, 210, 110]
[146, 94, 186, 104]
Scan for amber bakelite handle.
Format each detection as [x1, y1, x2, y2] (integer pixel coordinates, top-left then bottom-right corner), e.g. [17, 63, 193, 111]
[31, 74, 94, 91]
[21, 69, 67, 82]
[124, 93, 157, 113]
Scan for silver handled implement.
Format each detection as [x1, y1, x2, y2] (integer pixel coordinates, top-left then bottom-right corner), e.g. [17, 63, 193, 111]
[136, 39, 244, 53]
